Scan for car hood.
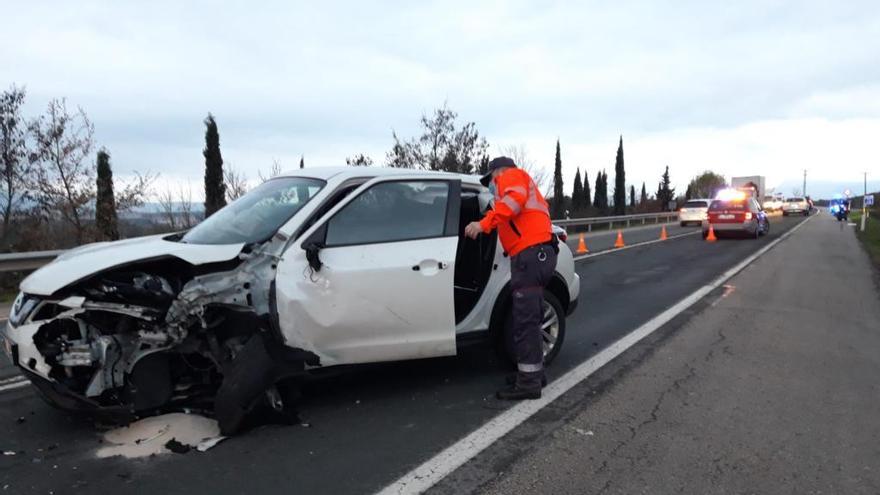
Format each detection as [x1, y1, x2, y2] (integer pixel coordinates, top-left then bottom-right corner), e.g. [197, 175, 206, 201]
[20, 234, 245, 296]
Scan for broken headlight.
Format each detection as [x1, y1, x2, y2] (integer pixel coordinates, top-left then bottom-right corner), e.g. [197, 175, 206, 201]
[9, 292, 39, 328]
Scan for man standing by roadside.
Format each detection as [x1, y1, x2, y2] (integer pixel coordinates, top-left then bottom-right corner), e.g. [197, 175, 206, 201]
[465, 156, 557, 400]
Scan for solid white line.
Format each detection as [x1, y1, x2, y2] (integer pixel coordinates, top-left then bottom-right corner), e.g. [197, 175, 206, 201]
[0, 379, 29, 392]
[572, 230, 699, 261]
[0, 375, 26, 385]
[377, 215, 813, 495]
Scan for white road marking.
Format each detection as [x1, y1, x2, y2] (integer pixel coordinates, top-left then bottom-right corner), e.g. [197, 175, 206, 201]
[573, 230, 700, 261]
[0, 378, 29, 392]
[0, 375, 25, 385]
[377, 215, 813, 495]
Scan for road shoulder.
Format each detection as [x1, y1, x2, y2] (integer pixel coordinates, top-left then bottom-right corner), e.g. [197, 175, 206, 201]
[437, 210, 880, 494]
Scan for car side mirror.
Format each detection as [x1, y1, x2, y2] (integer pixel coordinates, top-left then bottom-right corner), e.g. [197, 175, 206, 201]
[302, 224, 327, 272]
[304, 242, 323, 272]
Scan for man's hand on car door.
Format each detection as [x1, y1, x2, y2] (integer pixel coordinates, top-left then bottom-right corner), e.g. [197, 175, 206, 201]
[464, 221, 483, 239]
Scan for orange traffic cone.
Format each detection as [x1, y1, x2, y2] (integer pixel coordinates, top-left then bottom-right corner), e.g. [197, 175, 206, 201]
[659, 225, 668, 241]
[706, 225, 717, 242]
[576, 233, 589, 254]
[614, 230, 625, 248]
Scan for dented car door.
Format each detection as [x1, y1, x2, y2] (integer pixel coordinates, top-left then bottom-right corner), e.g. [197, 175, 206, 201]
[274, 178, 461, 366]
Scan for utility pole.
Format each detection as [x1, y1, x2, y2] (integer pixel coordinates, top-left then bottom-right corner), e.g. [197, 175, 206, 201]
[803, 169, 807, 197]
[862, 171, 868, 232]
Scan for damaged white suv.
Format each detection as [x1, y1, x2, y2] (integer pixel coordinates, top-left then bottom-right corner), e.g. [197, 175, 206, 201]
[3, 167, 580, 433]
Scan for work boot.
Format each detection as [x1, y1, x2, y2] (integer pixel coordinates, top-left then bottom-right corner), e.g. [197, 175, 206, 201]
[496, 385, 541, 400]
[505, 374, 547, 387]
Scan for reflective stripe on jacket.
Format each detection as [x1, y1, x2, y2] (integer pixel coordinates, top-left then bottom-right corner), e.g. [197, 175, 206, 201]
[479, 168, 552, 256]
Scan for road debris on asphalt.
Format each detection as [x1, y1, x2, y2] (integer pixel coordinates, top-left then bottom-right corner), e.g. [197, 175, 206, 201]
[570, 426, 594, 437]
[96, 413, 226, 458]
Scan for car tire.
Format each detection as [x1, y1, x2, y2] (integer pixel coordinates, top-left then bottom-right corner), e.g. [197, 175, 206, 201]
[680, 221, 687, 227]
[496, 290, 567, 368]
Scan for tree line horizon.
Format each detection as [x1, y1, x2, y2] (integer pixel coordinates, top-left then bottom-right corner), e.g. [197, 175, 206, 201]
[1, 87, 727, 257]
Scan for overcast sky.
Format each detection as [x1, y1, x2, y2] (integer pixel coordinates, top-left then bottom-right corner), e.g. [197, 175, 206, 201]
[4, 0, 879, 199]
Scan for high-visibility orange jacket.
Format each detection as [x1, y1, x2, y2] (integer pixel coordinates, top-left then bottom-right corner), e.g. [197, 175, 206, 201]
[479, 167, 552, 256]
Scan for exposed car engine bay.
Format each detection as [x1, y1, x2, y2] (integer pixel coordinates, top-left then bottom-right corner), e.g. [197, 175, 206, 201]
[16, 235, 309, 434]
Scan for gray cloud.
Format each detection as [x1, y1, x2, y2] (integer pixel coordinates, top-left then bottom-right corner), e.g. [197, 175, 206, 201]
[3, 0, 879, 194]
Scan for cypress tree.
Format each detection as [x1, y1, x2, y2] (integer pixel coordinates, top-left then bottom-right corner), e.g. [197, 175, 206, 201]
[594, 170, 609, 214]
[552, 139, 564, 218]
[572, 168, 583, 212]
[630, 184, 636, 208]
[656, 165, 675, 211]
[299, 156, 305, 169]
[95, 149, 119, 241]
[583, 170, 592, 210]
[203, 114, 226, 217]
[613, 136, 626, 215]
[640, 182, 648, 204]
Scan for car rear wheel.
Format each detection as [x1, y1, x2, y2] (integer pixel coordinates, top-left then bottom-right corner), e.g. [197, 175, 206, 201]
[496, 291, 567, 368]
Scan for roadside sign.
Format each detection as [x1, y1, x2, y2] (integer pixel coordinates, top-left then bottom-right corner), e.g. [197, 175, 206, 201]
[866, 195, 875, 207]
[844, 189, 852, 197]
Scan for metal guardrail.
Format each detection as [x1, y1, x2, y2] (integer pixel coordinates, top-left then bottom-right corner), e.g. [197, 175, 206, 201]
[0, 249, 65, 273]
[0, 212, 681, 273]
[554, 211, 680, 232]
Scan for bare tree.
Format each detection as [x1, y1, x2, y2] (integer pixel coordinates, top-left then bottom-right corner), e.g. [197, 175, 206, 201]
[156, 187, 178, 230]
[29, 98, 95, 244]
[0, 85, 32, 248]
[156, 182, 196, 230]
[224, 163, 248, 201]
[346, 153, 373, 167]
[386, 103, 488, 173]
[258, 159, 283, 182]
[116, 171, 157, 212]
[497, 143, 549, 191]
[177, 183, 196, 228]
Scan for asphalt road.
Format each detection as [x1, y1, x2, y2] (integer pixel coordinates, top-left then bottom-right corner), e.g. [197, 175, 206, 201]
[446, 209, 880, 494]
[0, 214, 810, 494]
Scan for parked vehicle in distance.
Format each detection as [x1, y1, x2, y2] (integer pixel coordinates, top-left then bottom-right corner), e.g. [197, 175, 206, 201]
[704, 190, 769, 239]
[2, 167, 581, 434]
[731, 176, 766, 207]
[679, 199, 712, 226]
[762, 195, 784, 212]
[782, 197, 810, 216]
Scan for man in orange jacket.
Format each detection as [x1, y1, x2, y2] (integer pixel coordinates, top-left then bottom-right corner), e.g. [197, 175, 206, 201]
[465, 156, 557, 399]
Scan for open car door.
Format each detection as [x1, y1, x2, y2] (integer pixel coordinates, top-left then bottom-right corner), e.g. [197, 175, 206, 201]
[274, 177, 461, 366]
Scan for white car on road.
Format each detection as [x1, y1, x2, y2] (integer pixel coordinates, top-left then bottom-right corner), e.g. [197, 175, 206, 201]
[782, 197, 810, 216]
[3, 167, 580, 433]
[679, 199, 712, 226]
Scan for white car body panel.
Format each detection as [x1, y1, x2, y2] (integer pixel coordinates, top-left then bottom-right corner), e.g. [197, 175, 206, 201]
[276, 237, 458, 366]
[20, 235, 245, 296]
[274, 173, 462, 366]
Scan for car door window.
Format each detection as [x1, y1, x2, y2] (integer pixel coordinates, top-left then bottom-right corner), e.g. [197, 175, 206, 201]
[325, 181, 450, 246]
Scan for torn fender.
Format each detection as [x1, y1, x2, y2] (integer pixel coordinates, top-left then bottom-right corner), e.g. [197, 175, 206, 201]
[21, 235, 245, 297]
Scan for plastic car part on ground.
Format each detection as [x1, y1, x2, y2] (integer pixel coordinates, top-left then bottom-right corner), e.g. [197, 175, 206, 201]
[96, 412, 226, 458]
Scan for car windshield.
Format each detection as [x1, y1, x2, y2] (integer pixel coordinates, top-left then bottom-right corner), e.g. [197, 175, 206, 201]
[181, 177, 325, 245]
[709, 200, 746, 211]
[683, 201, 708, 208]
[787, 198, 804, 202]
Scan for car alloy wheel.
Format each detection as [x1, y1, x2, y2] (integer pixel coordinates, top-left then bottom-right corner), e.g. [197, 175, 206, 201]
[497, 291, 567, 367]
[541, 300, 561, 358]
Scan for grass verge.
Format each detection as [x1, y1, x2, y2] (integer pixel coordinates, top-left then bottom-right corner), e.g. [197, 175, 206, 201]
[851, 208, 880, 269]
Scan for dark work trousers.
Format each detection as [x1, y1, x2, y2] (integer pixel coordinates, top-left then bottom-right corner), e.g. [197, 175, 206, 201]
[510, 242, 558, 390]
